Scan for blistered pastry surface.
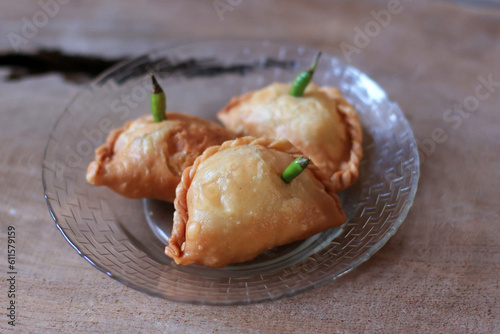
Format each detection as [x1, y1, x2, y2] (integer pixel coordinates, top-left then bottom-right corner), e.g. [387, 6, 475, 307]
[165, 137, 346, 268]
[218, 83, 363, 192]
[86, 113, 233, 202]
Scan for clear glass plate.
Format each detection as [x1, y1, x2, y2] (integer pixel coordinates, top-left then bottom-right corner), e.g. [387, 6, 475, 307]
[42, 39, 420, 305]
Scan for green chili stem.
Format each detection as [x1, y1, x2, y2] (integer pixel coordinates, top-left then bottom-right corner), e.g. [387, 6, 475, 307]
[281, 157, 310, 183]
[289, 52, 322, 97]
[151, 74, 166, 122]
[308, 51, 322, 78]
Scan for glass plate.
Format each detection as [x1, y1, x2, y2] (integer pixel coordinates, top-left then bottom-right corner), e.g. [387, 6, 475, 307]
[42, 39, 419, 305]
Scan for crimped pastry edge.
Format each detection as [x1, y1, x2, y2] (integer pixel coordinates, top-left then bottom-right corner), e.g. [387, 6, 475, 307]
[319, 87, 363, 193]
[85, 120, 132, 185]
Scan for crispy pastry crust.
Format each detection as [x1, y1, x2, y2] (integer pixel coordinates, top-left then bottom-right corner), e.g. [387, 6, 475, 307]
[86, 113, 234, 202]
[217, 83, 363, 193]
[166, 136, 346, 268]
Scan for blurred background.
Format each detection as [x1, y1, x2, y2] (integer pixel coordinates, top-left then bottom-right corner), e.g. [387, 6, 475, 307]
[0, 1, 499, 333]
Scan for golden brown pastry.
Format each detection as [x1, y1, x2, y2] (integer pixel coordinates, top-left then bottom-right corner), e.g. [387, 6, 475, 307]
[86, 113, 234, 202]
[217, 82, 363, 192]
[165, 137, 347, 268]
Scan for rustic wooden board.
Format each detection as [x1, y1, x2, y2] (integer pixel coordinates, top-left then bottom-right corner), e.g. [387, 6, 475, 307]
[0, 0, 499, 333]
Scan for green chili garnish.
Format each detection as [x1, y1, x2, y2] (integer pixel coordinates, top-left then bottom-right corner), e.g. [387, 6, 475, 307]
[289, 52, 322, 97]
[281, 157, 310, 183]
[151, 74, 166, 122]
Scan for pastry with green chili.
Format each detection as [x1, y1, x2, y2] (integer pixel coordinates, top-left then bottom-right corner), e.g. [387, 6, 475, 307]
[217, 54, 363, 193]
[86, 75, 234, 202]
[165, 136, 346, 268]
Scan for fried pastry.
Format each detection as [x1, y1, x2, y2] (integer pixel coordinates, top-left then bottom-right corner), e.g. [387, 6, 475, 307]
[165, 137, 347, 268]
[217, 82, 363, 192]
[86, 113, 234, 202]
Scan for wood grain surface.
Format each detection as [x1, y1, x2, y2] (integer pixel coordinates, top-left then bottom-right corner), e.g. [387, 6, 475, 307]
[0, 0, 499, 333]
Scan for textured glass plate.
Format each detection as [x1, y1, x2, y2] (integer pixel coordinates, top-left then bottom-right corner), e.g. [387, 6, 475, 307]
[42, 39, 419, 305]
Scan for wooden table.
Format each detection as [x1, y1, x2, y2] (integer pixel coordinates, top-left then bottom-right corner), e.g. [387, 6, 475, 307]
[1, 1, 499, 332]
